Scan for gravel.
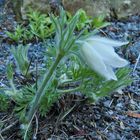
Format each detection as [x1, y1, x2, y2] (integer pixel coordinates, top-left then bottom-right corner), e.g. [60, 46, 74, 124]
[0, 5, 140, 140]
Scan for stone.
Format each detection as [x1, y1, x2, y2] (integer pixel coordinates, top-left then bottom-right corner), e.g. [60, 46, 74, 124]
[10, 0, 140, 21]
[62, 0, 140, 19]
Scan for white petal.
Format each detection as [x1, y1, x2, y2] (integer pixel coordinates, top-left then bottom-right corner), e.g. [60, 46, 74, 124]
[81, 42, 111, 79]
[86, 36, 129, 48]
[89, 41, 129, 68]
[105, 65, 117, 80]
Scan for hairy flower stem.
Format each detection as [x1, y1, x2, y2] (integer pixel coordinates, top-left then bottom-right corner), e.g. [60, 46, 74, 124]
[26, 52, 64, 123]
[10, 80, 17, 94]
[57, 87, 81, 93]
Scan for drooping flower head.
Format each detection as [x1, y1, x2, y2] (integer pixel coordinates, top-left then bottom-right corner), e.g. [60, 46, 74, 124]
[80, 36, 129, 80]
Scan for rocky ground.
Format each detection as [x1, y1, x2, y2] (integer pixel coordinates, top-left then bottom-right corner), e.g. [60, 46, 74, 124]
[0, 3, 140, 140]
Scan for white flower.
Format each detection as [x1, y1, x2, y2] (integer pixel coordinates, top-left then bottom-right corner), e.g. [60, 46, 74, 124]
[80, 36, 129, 80]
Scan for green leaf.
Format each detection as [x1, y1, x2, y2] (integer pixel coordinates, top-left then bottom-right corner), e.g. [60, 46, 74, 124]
[11, 45, 30, 76]
[92, 15, 110, 29]
[7, 63, 14, 80]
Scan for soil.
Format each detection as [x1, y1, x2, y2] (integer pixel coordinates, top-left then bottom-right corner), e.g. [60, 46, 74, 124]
[0, 2, 140, 140]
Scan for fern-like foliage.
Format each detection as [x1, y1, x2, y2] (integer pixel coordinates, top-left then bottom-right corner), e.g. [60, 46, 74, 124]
[11, 45, 30, 76]
[0, 91, 10, 111]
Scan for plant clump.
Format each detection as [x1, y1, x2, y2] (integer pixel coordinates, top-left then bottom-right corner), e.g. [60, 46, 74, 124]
[1, 8, 132, 140]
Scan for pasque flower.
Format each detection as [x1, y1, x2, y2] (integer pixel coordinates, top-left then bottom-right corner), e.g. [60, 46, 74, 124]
[80, 36, 129, 80]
